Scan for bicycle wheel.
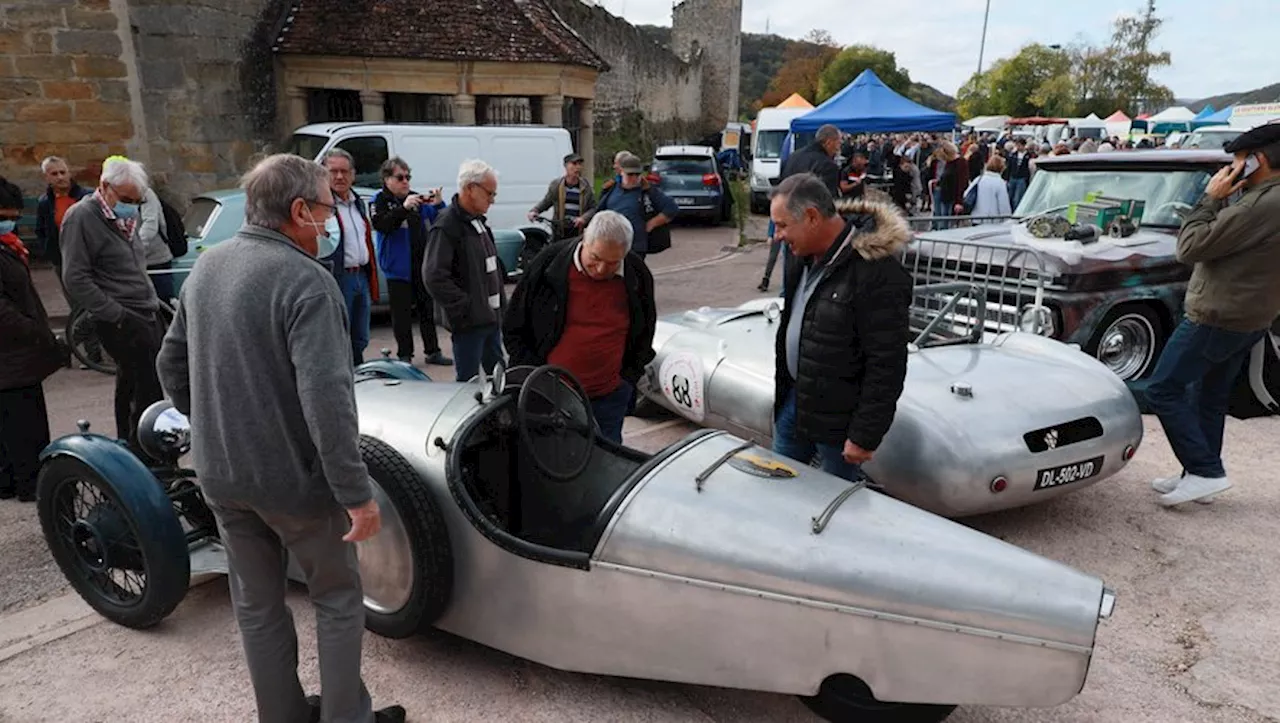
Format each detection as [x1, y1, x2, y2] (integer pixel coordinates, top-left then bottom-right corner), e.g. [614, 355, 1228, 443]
[66, 308, 117, 376]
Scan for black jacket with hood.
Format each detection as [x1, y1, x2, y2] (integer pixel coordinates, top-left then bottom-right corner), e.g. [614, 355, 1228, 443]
[774, 198, 913, 451]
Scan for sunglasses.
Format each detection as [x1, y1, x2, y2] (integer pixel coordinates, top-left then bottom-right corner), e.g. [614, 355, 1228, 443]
[391, 173, 411, 182]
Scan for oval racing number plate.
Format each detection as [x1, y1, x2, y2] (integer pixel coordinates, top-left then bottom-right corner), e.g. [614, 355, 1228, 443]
[659, 351, 706, 423]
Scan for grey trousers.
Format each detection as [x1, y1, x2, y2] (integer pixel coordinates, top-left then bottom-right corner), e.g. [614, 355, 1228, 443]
[210, 499, 374, 723]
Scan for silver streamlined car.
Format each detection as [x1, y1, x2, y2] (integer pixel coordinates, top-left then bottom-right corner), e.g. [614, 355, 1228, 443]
[36, 361, 1116, 723]
[636, 288, 1145, 518]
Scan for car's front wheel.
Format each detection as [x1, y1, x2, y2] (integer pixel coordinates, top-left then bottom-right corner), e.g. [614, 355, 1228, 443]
[1085, 305, 1164, 381]
[799, 675, 956, 723]
[357, 436, 453, 639]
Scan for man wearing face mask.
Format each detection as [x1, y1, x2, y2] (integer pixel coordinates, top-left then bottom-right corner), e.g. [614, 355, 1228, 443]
[1146, 122, 1280, 507]
[157, 153, 405, 723]
[60, 156, 165, 454]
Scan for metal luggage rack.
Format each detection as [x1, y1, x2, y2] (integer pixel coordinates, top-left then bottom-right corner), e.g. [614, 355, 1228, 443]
[897, 234, 1049, 342]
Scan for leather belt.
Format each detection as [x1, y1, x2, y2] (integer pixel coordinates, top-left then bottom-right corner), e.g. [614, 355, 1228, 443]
[344, 266, 362, 272]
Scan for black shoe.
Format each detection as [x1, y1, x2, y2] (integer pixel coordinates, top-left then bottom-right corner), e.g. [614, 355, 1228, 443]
[756, 278, 769, 292]
[17, 491, 36, 503]
[305, 695, 321, 723]
[0, 488, 15, 500]
[375, 705, 407, 723]
[424, 351, 453, 366]
[397, 356, 414, 365]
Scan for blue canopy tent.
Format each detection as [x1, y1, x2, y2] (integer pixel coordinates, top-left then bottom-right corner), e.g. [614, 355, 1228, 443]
[790, 69, 957, 134]
[1193, 105, 1217, 121]
[1192, 105, 1234, 129]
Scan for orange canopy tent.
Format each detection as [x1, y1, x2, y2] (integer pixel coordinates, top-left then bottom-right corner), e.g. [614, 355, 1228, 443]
[776, 93, 814, 109]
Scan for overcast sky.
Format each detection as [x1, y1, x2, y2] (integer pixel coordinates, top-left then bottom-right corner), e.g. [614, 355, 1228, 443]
[593, 0, 1274, 101]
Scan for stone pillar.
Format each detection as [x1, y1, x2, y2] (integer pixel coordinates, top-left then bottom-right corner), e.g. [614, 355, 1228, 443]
[579, 99, 595, 185]
[454, 93, 476, 125]
[541, 94, 564, 127]
[360, 89, 385, 122]
[286, 86, 308, 130]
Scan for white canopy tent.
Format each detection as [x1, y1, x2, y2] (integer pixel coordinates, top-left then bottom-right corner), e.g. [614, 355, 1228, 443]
[1069, 113, 1107, 129]
[1146, 106, 1196, 123]
[962, 115, 1010, 131]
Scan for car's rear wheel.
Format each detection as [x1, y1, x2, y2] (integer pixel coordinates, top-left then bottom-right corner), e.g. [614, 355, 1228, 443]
[357, 436, 453, 639]
[1085, 305, 1164, 381]
[37, 456, 191, 629]
[800, 675, 957, 723]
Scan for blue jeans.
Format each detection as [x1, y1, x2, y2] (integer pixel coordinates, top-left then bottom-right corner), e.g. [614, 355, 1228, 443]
[1145, 319, 1264, 478]
[772, 388, 861, 481]
[451, 324, 503, 382]
[1008, 177, 1029, 210]
[591, 379, 633, 444]
[337, 270, 371, 365]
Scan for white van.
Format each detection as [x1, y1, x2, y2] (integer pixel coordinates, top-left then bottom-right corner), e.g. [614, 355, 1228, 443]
[285, 122, 574, 232]
[748, 107, 813, 213]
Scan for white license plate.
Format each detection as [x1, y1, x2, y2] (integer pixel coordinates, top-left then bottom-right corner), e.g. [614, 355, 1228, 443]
[1034, 455, 1104, 491]
[675, 197, 696, 206]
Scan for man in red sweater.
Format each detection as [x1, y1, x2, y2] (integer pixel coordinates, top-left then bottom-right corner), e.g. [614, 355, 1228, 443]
[503, 210, 656, 443]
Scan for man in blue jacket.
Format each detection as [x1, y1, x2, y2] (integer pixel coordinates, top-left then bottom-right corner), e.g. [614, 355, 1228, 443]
[584, 152, 678, 259]
[370, 157, 452, 367]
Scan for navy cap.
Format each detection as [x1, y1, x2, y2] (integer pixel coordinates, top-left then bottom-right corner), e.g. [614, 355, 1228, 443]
[1224, 121, 1280, 153]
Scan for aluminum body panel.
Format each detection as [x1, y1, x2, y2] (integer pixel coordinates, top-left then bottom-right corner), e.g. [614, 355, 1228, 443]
[637, 303, 1144, 517]
[351, 379, 1105, 707]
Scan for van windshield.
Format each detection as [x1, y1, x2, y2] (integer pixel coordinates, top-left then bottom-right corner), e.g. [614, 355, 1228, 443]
[755, 130, 787, 160]
[287, 134, 328, 160]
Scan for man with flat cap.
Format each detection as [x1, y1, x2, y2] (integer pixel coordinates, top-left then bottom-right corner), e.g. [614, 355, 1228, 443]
[1147, 121, 1280, 506]
[529, 152, 596, 241]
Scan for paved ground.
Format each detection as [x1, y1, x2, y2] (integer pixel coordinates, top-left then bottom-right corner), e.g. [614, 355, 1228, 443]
[3, 218, 1280, 722]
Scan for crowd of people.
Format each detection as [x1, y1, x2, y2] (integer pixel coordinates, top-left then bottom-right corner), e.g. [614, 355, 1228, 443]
[0, 116, 1277, 721]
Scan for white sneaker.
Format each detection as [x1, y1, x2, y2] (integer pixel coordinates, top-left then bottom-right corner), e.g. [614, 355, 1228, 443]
[1158, 474, 1232, 507]
[1151, 475, 1181, 494]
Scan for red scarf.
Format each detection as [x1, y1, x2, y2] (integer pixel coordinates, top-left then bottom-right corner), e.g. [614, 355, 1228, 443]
[0, 232, 28, 266]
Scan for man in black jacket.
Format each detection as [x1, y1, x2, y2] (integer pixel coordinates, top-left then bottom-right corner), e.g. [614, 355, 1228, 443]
[423, 160, 507, 382]
[34, 156, 92, 272]
[503, 211, 655, 443]
[769, 173, 913, 480]
[781, 124, 843, 196]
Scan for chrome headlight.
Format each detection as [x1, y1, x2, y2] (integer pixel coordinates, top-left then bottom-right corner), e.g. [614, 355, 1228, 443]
[752, 173, 769, 187]
[137, 400, 191, 464]
[1019, 305, 1056, 337]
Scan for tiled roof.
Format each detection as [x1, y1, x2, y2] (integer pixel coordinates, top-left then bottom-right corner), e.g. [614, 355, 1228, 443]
[272, 0, 609, 72]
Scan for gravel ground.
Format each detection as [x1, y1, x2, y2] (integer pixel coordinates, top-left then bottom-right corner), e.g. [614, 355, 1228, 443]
[2, 224, 1278, 722]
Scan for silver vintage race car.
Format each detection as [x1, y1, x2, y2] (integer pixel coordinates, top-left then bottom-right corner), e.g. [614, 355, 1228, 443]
[636, 282, 1145, 518]
[36, 361, 1116, 723]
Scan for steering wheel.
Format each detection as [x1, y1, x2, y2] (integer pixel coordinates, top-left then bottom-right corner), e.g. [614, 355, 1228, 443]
[517, 365, 596, 481]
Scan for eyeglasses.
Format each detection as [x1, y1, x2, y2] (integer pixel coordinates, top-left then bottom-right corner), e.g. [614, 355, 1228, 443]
[391, 173, 411, 182]
[473, 184, 497, 200]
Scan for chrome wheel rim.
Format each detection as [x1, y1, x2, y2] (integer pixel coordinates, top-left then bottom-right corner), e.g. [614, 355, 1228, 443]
[357, 477, 414, 615]
[1097, 314, 1155, 380]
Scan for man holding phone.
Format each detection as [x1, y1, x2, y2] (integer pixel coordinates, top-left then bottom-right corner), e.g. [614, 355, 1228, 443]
[1146, 122, 1280, 506]
[370, 157, 452, 367]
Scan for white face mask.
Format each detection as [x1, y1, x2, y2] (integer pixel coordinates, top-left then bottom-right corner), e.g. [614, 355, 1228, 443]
[303, 206, 339, 258]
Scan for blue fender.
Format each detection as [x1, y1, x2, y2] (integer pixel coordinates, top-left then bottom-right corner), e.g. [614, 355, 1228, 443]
[39, 432, 189, 562]
[355, 358, 433, 382]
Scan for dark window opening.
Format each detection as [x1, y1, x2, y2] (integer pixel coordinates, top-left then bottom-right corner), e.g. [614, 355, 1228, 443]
[306, 89, 362, 123]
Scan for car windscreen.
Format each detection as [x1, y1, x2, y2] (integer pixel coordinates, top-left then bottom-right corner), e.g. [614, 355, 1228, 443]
[1182, 130, 1242, 150]
[1015, 168, 1215, 227]
[286, 133, 329, 160]
[755, 130, 788, 160]
[653, 157, 715, 175]
[182, 198, 220, 239]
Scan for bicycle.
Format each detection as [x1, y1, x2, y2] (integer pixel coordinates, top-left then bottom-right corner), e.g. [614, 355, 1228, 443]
[65, 268, 179, 375]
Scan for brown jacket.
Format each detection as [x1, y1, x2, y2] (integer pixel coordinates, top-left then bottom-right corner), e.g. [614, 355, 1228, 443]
[1176, 175, 1280, 332]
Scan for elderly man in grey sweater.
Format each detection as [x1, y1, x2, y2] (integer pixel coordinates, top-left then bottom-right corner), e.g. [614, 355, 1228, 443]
[156, 154, 406, 723]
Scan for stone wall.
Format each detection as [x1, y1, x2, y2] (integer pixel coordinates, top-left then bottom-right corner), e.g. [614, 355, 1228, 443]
[671, 0, 742, 130]
[545, 0, 702, 131]
[0, 0, 284, 207]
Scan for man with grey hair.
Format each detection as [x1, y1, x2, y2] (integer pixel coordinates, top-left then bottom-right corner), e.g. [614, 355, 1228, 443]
[320, 147, 379, 365]
[157, 153, 405, 723]
[35, 155, 91, 272]
[504, 209, 656, 443]
[768, 172, 912, 481]
[423, 159, 507, 381]
[60, 155, 165, 453]
[781, 123, 842, 196]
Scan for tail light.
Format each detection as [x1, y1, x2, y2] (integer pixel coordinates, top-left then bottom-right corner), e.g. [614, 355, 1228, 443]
[989, 476, 1008, 493]
[702, 173, 721, 187]
[646, 172, 661, 184]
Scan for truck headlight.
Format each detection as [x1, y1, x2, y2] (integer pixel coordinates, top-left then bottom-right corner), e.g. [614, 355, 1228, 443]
[1019, 305, 1055, 337]
[752, 173, 768, 187]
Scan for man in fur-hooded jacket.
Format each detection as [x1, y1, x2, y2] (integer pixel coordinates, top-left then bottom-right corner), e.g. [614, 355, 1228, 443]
[769, 173, 913, 480]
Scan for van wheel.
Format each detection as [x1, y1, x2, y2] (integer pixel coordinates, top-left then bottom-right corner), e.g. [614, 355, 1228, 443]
[799, 675, 957, 723]
[357, 436, 453, 638]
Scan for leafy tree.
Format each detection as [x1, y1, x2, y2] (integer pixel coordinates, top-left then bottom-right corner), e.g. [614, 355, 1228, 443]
[1106, 0, 1174, 113]
[816, 45, 911, 103]
[757, 31, 839, 109]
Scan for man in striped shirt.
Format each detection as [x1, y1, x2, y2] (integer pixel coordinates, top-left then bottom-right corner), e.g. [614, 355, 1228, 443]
[528, 153, 596, 240]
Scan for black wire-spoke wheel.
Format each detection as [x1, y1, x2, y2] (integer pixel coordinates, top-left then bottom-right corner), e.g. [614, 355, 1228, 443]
[517, 365, 596, 481]
[38, 456, 190, 629]
[66, 307, 116, 376]
[800, 675, 957, 723]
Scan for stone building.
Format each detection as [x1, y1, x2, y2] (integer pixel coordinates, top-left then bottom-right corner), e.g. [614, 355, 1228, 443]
[0, 0, 740, 223]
